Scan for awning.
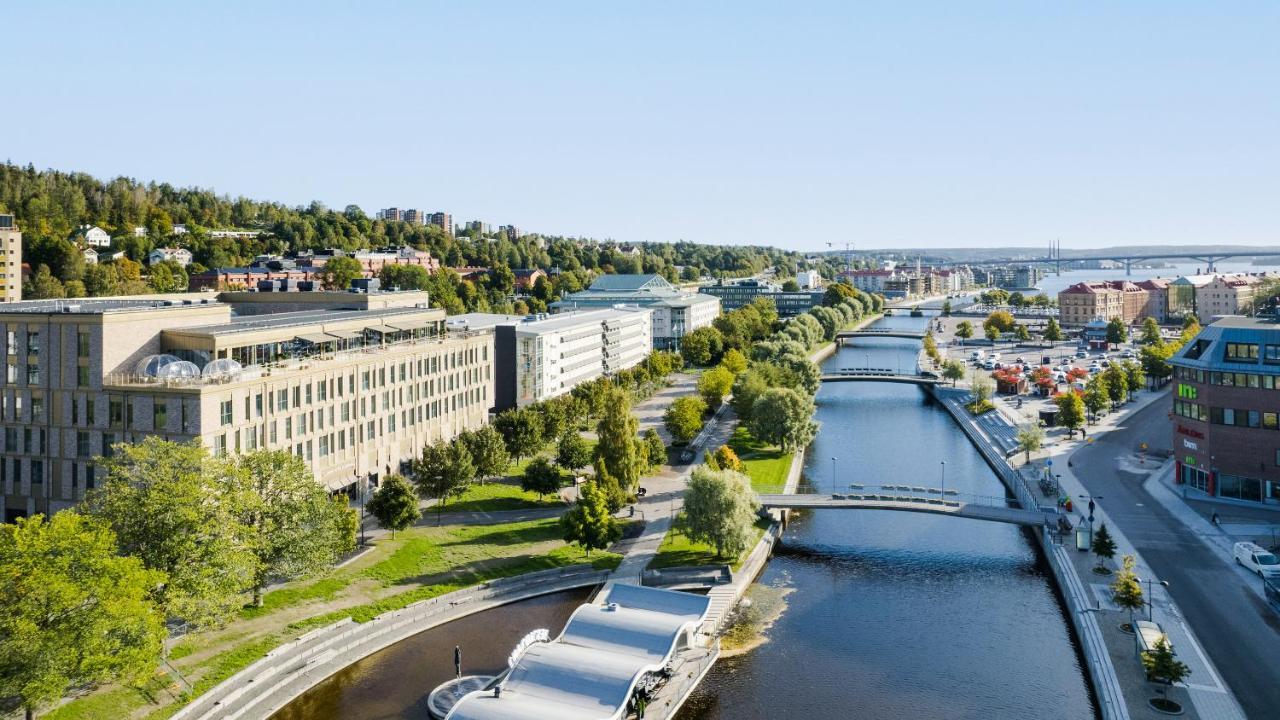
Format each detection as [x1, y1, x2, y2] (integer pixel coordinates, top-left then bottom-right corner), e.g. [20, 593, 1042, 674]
[325, 329, 364, 341]
[384, 318, 435, 332]
[296, 332, 336, 344]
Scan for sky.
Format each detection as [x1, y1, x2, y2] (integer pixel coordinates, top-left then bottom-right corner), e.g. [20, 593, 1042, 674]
[4, 2, 1279, 251]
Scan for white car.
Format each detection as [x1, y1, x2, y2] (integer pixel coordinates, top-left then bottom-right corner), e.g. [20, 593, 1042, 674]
[1234, 542, 1280, 579]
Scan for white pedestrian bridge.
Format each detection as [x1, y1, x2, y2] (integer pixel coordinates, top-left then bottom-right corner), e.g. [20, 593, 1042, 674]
[446, 584, 711, 720]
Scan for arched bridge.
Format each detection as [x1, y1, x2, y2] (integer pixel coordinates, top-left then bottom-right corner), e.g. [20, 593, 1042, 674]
[820, 368, 942, 385]
[758, 487, 1054, 527]
[835, 329, 927, 341]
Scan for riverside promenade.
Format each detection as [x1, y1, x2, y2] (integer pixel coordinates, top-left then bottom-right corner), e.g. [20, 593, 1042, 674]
[956, 389, 1248, 720]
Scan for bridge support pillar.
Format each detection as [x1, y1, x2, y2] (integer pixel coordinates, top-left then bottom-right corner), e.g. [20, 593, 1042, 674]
[1124, 258, 1132, 276]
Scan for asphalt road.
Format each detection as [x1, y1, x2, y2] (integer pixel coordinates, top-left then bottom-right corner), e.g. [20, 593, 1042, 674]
[1071, 397, 1280, 720]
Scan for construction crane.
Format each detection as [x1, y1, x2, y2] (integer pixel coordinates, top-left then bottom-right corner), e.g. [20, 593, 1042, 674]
[826, 242, 855, 273]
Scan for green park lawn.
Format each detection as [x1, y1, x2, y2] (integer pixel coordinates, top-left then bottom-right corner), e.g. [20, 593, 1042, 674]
[727, 427, 793, 493]
[647, 518, 771, 572]
[443, 479, 568, 513]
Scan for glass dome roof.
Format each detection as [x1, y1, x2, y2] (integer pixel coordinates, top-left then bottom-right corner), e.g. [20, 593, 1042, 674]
[135, 354, 181, 377]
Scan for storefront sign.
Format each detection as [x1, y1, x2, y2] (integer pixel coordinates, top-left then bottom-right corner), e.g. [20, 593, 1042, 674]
[1182, 438, 1198, 451]
[1176, 424, 1205, 439]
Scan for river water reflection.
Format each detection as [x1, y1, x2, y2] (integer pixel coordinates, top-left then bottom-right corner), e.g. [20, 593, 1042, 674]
[677, 312, 1096, 720]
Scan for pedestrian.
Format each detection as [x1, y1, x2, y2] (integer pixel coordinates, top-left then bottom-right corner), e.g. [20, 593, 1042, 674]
[1211, 511, 1219, 527]
[454, 645, 462, 678]
[493, 685, 502, 699]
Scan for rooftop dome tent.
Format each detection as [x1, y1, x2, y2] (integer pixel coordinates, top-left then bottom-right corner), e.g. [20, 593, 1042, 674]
[156, 360, 201, 380]
[135, 353, 182, 377]
[202, 357, 243, 379]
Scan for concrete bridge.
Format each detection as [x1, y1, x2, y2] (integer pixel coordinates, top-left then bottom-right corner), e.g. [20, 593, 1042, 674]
[820, 369, 942, 385]
[757, 489, 1052, 527]
[835, 328, 927, 341]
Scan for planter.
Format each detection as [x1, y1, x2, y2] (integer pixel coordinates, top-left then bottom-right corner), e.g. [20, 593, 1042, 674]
[1091, 566, 1112, 576]
[1147, 697, 1184, 715]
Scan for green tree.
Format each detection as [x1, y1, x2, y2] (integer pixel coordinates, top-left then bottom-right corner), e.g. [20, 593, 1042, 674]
[665, 396, 708, 444]
[730, 365, 771, 422]
[1103, 364, 1129, 404]
[1142, 636, 1191, 695]
[594, 386, 644, 506]
[232, 450, 351, 606]
[1105, 317, 1128, 347]
[941, 299, 952, 316]
[1015, 420, 1045, 465]
[1083, 374, 1112, 420]
[1111, 554, 1145, 626]
[1043, 317, 1064, 344]
[25, 264, 66, 300]
[720, 348, 748, 374]
[463, 425, 511, 483]
[1140, 317, 1162, 345]
[521, 457, 563, 499]
[1091, 523, 1117, 572]
[1054, 391, 1086, 439]
[318, 255, 364, 290]
[1140, 341, 1177, 387]
[494, 407, 544, 462]
[697, 365, 735, 408]
[560, 481, 621, 557]
[82, 263, 119, 296]
[643, 429, 667, 470]
[86, 438, 254, 627]
[943, 359, 966, 386]
[984, 323, 1001, 341]
[556, 431, 593, 470]
[748, 387, 818, 452]
[366, 475, 421, 537]
[0, 513, 167, 720]
[678, 466, 761, 558]
[709, 444, 745, 474]
[413, 439, 475, 522]
[1014, 324, 1031, 342]
[955, 320, 974, 343]
[984, 310, 1016, 334]
[680, 326, 724, 366]
[147, 260, 188, 293]
[1122, 360, 1145, 395]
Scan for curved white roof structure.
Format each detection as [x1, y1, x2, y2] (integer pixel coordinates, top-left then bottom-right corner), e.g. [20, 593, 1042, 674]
[446, 584, 710, 720]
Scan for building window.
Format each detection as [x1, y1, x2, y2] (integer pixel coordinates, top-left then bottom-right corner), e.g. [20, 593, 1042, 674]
[220, 400, 233, 426]
[77, 366, 90, 387]
[26, 364, 38, 385]
[1266, 345, 1280, 365]
[1224, 342, 1259, 362]
[26, 330, 39, 357]
[154, 402, 167, 430]
[77, 332, 90, 358]
[76, 431, 90, 458]
[102, 432, 116, 457]
[213, 434, 226, 457]
[277, 389, 288, 411]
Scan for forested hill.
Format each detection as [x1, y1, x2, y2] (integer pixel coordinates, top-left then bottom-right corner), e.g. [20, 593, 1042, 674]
[0, 162, 811, 309]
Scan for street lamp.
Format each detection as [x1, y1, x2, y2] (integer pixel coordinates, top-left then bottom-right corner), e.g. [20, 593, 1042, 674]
[940, 461, 946, 498]
[831, 457, 838, 495]
[1137, 577, 1170, 621]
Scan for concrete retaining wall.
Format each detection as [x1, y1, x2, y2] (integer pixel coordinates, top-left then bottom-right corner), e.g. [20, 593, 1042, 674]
[171, 565, 609, 720]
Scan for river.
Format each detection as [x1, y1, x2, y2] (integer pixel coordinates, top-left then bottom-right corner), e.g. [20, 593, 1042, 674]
[676, 311, 1096, 720]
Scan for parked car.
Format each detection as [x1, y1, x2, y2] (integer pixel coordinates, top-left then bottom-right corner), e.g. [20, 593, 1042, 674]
[1041, 355, 1052, 365]
[1235, 542, 1280, 579]
[1075, 350, 1088, 358]
[1015, 357, 1026, 364]
[970, 350, 985, 361]
[1100, 359, 1111, 368]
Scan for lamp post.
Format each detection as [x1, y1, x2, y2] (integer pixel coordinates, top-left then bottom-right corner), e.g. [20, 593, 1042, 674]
[1138, 577, 1169, 621]
[831, 457, 838, 495]
[357, 475, 368, 547]
[940, 460, 946, 498]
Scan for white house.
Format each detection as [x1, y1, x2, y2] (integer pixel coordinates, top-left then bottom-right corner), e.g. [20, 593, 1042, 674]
[148, 247, 194, 267]
[77, 225, 112, 248]
[82, 247, 99, 265]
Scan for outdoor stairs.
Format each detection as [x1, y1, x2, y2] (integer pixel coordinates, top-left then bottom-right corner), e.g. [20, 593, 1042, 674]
[703, 586, 738, 634]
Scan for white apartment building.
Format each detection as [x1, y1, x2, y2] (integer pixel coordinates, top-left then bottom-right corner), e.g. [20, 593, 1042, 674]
[0, 215, 22, 303]
[0, 295, 494, 521]
[148, 247, 194, 266]
[448, 307, 653, 410]
[796, 270, 822, 289]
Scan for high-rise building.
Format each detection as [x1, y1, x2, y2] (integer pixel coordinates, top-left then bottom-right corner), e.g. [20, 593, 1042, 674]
[499, 225, 522, 240]
[466, 221, 492, 234]
[430, 212, 453, 237]
[0, 294, 494, 521]
[401, 209, 425, 225]
[377, 208, 403, 221]
[0, 215, 22, 302]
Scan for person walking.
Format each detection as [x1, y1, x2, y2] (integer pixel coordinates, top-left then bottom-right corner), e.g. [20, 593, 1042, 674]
[454, 645, 462, 678]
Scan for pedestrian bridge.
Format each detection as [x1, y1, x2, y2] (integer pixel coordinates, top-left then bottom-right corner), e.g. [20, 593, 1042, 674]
[836, 328, 927, 341]
[757, 487, 1053, 527]
[820, 368, 942, 385]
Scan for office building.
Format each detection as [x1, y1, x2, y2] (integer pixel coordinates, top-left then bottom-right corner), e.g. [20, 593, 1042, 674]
[1170, 316, 1280, 505]
[447, 307, 651, 410]
[699, 279, 825, 318]
[0, 216, 22, 303]
[552, 274, 719, 350]
[0, 294, 493, 520]
[795, 270, 822, 289]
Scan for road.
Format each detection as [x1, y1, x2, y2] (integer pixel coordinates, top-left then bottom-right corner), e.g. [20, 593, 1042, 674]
[1071, 397, 1280, 719]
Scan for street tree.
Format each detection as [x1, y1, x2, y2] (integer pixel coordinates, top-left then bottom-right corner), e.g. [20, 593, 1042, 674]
[643, 429, 667, 470]
[679, 466, 761, 558]
[556, 431, 593, 470]
[1142, 637, 1191, 704]
[86, 437, 254, 627]
[665, 396, 708, 444]
[1122, 360, 1145, 395]
[233, 450, 352, 606]
[560, 481, 621, 557]
[1103, 364, 1129, 404]
[955, 320, 974, 344]
[1091, 523, 1117, 573]
[317, 255, 364, 290]
[1014, 324, 1031, 342]
[984, 324, 1001, 341]
[943, 359, 966, 386]
[1083, 374, 1112, 420]
[1111, 555, 1145, 627]
[494, 407, 544, 462]
[941, 299, 952, 316]
[521, 457, 563, 499]
[1054, 392, 1086, 439]
[366, 474, 421, 537]
[748, 387, 818, 452]
[1106, 317, 1129, 347]
[464, 425, 511, 484]
[1044, 317, 1064, 344]
[1140, 317, 1162, 345]
[0, 513, 167, 720]
[594, 386, 645, 501]
[1015, 420, 1045, 465]
[413, 439, 476, 522]
[680, 326, 724, 366]
[720, 348, 748, 374]
[697, 365, 735, 408]
[1140, 341, 1177, 387]
[984, 310, 1017, 334]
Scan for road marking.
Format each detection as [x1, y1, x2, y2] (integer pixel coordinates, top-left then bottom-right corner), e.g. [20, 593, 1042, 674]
[1175, 620, 1226, 693]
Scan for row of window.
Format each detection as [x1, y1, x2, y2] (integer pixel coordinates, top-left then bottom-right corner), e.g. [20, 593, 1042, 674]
[1222, 341, 1280, 364]
[1173, 400, 1280, 430]
[1174, 365, 1280, 389]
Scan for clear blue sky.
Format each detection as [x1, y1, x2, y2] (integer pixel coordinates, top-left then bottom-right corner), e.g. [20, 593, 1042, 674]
[5, 2, 1278, 251]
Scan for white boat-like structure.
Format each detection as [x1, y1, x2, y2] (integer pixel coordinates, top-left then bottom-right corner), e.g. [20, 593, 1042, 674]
[446, 584, 711, 720]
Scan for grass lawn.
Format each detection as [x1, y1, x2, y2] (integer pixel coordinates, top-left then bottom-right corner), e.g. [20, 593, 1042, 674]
[727, 427, 793, 493]
[647, 518, 771, 572]
[52, 517, 620, 720]
[443, 479, 568, 513]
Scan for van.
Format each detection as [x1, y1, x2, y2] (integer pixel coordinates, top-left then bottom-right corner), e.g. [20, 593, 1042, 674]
[969, 350, 985, 361]
[989, 352, 1001, 362]
[1234, 542, 1280, 578]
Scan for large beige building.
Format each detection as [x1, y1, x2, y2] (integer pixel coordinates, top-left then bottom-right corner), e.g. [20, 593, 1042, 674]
[0, 215, 22, 302]
[1057, 281, 1148, 326]
[0, 291, 494, 521]
[1197, 273, 1264, 318]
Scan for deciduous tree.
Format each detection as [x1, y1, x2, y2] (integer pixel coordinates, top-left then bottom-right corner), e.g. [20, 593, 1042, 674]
[697, 365, 735, 408]
[1111, 555, 1145, 626]
[318, 255, 364, 290]
[522, 457, 563, 499]
[494, 407, 544, 462]
[464, 425, 511, 483]
[643, 429, 666, 470]
[1140, 317, 1161, 345]
[1054, 391, 1086, 439]
[680, 326, 724, 366]
[413, 439, 475, 521]
[679, 466, 761, 558]
[366, 474, 421, 537]
[665, 396, 707, 444]
[556, 431, 593, 470]
[1043, 317, 1064, 343]
[560, 481, 621, 557]
[594, 386, 644, 503]
[748, 387, 818, 452]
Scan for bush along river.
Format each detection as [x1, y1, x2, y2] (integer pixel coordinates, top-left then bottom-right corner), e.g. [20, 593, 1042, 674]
[676, 311, 1097, 720]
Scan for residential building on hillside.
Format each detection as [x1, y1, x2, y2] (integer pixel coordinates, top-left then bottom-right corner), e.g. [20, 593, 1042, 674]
[795, 270, 822, 289]
[552, 274, 719, 350]
[699, 279, 824, 317]
[0, 215, 22, 303]
[1057, 281, 1148, 326]
[513, 268, 547, 290]
[448, 307, 652, 410]
[466, 221, 492, 234]
[82, 247, 98, 265]
[841, 269, 893, 294]
[1170, 316, 1280, 505]
[377, 208, 402, 221]
[74, 225, 112, 248]
[148, 247, 194, 266]
[401, 209, 426, 225]
[0, 294, 493, 521]
[430, 212, 453, 236]
[499, 225, 522, 240]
